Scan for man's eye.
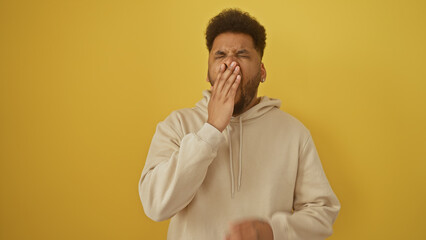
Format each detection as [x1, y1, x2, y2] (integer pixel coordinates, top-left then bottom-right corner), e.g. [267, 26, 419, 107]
[238, 55, 249, 58]
[215, 56, 224, 59]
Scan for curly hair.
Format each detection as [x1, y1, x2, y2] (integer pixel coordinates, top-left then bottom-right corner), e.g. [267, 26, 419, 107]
[205, 8, 266, 58]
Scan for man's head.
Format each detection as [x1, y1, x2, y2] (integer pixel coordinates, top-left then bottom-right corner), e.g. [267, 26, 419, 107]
[205, 8, 266, 59]
[205, 9, 267, 116]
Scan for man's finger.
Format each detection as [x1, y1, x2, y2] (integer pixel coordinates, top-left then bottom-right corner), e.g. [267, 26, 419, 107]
[227, 74, 241, 99]
[222, 66, 240, 96]
[211, 63, 226, 97]
[216, 61, 237, 93]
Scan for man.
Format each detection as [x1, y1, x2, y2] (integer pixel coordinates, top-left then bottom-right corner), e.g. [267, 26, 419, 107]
[139, 9, 340, 240]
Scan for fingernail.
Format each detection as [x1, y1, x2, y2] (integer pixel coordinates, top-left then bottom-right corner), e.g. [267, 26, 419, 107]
[230, 62, 236, 68]
[234, 66, 239, 72]
[220, 64, 225, 71]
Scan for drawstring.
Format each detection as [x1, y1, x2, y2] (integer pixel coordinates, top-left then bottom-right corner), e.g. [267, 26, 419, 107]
[238, 117, 242, 191]
[227, 116, 243, 198]
[227, 125, 235, 198]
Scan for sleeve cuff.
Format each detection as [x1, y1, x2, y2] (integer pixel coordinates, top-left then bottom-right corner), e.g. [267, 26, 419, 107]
[196, 123, 224, 151]
[269, 212, 291, 240]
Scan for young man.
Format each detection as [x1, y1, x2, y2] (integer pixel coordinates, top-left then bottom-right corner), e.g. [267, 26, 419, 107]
[139, 9, 340, 240]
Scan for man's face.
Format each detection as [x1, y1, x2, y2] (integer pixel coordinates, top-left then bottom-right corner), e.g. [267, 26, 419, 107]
[207, 32, 266, 116]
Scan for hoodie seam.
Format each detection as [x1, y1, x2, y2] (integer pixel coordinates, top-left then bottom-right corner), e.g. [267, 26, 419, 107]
[300, 135, 311, 156]
[230, 107, 277, 125]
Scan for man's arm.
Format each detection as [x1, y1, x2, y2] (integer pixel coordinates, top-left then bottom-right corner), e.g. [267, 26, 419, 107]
[269, 135, 341, 240]
[225, 134, 339, 240]
[139, 118, 223, 222]
[139, 62, 241, 221]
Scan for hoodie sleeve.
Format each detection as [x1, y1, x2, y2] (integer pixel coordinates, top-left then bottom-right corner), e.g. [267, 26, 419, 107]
[138, 113, 224, 222]
[269, 135, 341, 240]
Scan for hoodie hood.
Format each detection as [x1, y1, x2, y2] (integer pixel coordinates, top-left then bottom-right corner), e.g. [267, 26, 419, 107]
[195, 90, 282, 122]
[195, 89, 281, 197]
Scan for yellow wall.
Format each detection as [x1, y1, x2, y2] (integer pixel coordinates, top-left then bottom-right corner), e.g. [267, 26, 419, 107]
[1, 0, 425, 239]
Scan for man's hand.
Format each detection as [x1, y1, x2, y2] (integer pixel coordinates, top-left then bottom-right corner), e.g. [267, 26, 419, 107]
[225, 219, 273, 240]
[207, 61, 241, 132]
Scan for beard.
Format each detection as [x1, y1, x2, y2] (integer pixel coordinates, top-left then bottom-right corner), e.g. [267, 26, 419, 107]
[208, 68, 261, 116]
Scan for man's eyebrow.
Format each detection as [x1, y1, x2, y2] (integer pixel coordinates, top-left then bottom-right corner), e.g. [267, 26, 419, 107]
[237, 49, 250, 54]
[214, 50, 226, 55]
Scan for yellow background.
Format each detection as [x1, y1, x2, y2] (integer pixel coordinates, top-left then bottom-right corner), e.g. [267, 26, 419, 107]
[1, 0, 425, 239]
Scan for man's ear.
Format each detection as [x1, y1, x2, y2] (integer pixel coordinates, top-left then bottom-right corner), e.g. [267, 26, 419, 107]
[261, 62, 267, 82]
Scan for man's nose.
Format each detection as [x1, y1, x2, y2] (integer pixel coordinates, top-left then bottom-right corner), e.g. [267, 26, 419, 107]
[223, 57, 239, 69]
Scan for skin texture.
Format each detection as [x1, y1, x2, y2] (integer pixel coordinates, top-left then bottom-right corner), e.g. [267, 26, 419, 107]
[225, 219, 274, 240]
[206, 32, 267, 132]
[205, 32, 273, 239]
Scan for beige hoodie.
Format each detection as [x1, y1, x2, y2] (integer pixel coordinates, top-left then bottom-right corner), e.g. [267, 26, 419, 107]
[139, 90, 340, 240]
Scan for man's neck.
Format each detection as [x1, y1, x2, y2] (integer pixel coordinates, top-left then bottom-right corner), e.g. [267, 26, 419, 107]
[233, 95, 261, 117]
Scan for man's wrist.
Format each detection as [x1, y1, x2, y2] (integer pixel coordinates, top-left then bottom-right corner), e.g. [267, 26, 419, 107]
[207, 120, 224, 132]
